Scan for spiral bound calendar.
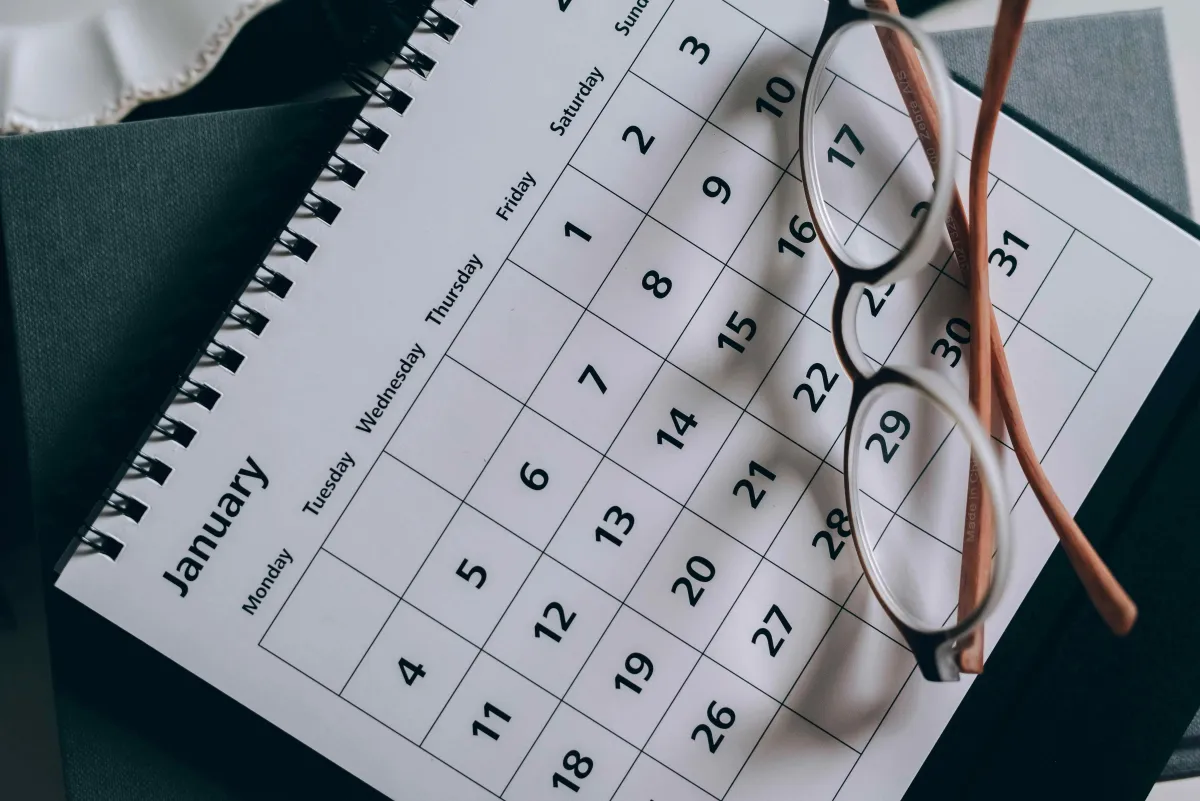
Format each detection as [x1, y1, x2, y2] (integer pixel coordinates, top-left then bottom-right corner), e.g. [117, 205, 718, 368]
[55, 0, 1200, 799]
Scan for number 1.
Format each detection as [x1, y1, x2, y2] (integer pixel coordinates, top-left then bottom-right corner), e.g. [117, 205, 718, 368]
[578, 364, 607, 393]
[564, 221, 591, 241]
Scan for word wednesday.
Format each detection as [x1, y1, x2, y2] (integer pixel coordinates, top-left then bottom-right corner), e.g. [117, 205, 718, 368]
[241, 548, 293, 615]
[495, 172, 538, 222]
[302, 451, 356, 516]
[161, 455, 268, 598]
[355, 343, 427, 432]
[549, 67, 605, 136]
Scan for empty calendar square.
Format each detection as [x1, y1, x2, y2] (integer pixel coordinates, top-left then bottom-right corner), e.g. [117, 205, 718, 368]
[1023, 233, 1148, 369]
[342, 601, 476, 742]
[467, 409, 601, 549]
[388, 360, 519, 498]
[631, 0, 761, 118]
[651, 123, 782, 262]
[423, 653, 558, 794]
[794, 77, 916, 221]
[767, 464, 890, 606]
[670, 268, 801, 406]
[450, 265, 582, 402]
[325, 457, 458, 596]
[750, 317, 854, 459]
[568, 607, 699, 748]
[845, 516, 962, 637]
[725, 707, 857, 801]
[947, 180, 1072, 318]
[612, 755, 713, 801]
[728, 173, 844, 315]
[486, 557, 619, 697]
[689, 415, 820, 554]
[548, 459, 681, 599]
[712, 31, 825, 168]
[572, 74, 704, 211]
[591, 219, 725, 357]
[628, 511, 758, 650]
[995, 324, 1092, 459]
[511, 167, 643, 307]
[503, 705, 637, 801]
[529, 312, 661, 452]
[262, 551, 396, 692]
[609, 363, 741, 503]
[405, 505, 538, 647]
[708, 560, 838, 702]
[786, 611, 913, 750]
[646, 656, 777, 796]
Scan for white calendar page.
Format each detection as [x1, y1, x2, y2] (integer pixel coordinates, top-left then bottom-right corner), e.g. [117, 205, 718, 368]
[57, 0, 1200, 799]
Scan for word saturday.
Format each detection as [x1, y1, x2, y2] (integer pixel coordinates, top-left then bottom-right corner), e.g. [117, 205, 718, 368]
[549, 66, 605, 136]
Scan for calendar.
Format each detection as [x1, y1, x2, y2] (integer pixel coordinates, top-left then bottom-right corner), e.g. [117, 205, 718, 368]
[56, 1, 1200, 800]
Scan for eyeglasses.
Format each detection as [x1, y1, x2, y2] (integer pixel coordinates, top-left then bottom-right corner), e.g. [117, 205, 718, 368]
[796, 0, 1136, 681]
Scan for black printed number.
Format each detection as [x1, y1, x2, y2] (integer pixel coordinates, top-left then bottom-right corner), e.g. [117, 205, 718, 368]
[778, 214, 817, 259]
[751, 604, 793, 657]
[521, 461, 549, 491]
[397, 657, 425, 686]
[756, 76, 796, 118]
[793, 362, 839, 412]
[828, 123, 864, 168]
[557, 0, 573, 10]
[691, 701, 736, 754]
[456, 559, 486, 588]
[534, 601, 576, 643]
[930, 317, 971, 368]
[717, 311, 757, 354]
[989, 230, 1028, 277]
[703, 176, 732, 205]
[864, 284, 895, 317]
[622, 125, 654, 154]
[564, 221, 591, 241]
[552, 750, 594, 793]
[595, 504, 635, 546]
[472, 702, 510, 740]
[732, 461, 777, 509]
[865, 410, 911, 464]
[614, 651, 655, 694]
[671, 555, 716, 606]
[578, 364, 607, 393]
[680, 36, 710, 65]
[812, 507, 853, 560]
[657, 407, 697, 449]
[642, 269, 672, 298]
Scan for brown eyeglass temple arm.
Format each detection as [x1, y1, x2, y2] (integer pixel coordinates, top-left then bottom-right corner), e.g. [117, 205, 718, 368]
[866, 0, 1137, 664]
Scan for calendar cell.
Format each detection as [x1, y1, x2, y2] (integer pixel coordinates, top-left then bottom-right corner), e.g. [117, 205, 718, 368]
[627, 511, 758, 650]
[631, 0, 762, 118]
[707, 560, 838, 702]
[689, 414, 820, 554]
[711, 31, 824, 168]
[727, 173, 845, 315]
[503, 705, 637, 801]
[651, 123, 782, 262]
[645, 656, 777, 797]
[467, 409, 601, 549]
[1022, 232, 1148, 369]
[725, 706, 857, 801]
[450, 264, 583, 402]
[529, 312, 661, 452]
[325, 455, 458, 597]
[405, 505, 539, 647]
[262, 551, 395, 692]
[947, 180, 1072, 318]
[567, 606, 699, 748]
[511, 168, 644, 307]
[572, 74, 705, 212]
[795, 76, 916, 222]
[342, 601, 476, 742]
[993, 324, 1093, 459]
[590, 219, 725, 358]
[612, 755, 714, 801]
[548, 459, 681, 599]
[807, 233, 938, 364]
[486, 557, 619, 697]
[749, 317, 853, 459]
[844, 515, 961, 637]
[669, 268, 801, 407]
[767, 464, 890, 606]
[609, 364, 741, 503]
[423, 653, 558, 794]
[786, 612, 913, 751]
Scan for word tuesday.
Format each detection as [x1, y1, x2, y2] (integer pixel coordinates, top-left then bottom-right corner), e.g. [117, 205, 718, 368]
[549, 67, 605, 136]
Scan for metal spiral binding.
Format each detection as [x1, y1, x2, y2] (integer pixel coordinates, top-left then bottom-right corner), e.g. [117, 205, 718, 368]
[69, 0, 471, 565]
